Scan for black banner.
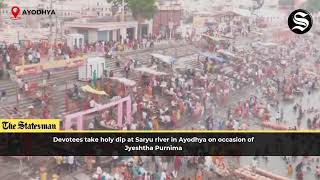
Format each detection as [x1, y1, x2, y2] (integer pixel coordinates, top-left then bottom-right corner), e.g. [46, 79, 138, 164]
[0, 133, 319, 156]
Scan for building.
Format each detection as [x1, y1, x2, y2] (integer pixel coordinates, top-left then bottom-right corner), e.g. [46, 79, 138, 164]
[86, 0, 112, 17]
[278, 0, 307, 9]
[153, 0, 183, 38]
[64, 19, 138, 43]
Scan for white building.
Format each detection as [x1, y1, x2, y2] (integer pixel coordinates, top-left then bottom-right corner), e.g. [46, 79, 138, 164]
[65, 19, 138, 43]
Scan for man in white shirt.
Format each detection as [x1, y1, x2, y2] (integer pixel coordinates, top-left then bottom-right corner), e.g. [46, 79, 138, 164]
[132, 102, 137, 115]
[24, 82, 29, 93]
[160, 170, 167, 180]
[88, 120, 94, 130]
[233, 120, 240, 130]
[130, 122, 138, 130]
[142, 111, 147, 120]
[36, 51, 40, 62]
[90, 98, 97, 108]
[67, 156, 75, 172]
[28, 53, 33, 63]
[276, 111, 280, 123]
[251, 157, 258, 172]
[164, 115, 171, 123]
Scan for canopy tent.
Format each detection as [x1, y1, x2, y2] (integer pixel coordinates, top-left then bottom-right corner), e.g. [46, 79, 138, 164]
[217, 49, 237, 58]
[221, 34, 234, 39]
[201, 34, 224, 42]
[134, 67, 168, 76]
[198, 51, 225, 63]
[110, 77, 136, 86]
[150, 53, 176, 65]
[252, 31, 263, 36]
[81, 85, 107, 95]
[229, 9, 251, 17]
[258, 42, 278, 47]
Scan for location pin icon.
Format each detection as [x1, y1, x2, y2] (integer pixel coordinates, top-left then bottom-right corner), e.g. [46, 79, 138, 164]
[11, 6, 20, 19]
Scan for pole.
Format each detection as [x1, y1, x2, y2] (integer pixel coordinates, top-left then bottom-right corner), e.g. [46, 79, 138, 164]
[61, 1, 64, 37]
[16, 88, 19, 110]
[122, 0, 125, 22]
[65, 83, 68, 112]
[50, 0, 53, 39]
[17, 31, 20, 44]
[48, 0, 53, 61]
[55, 13, 58, 42]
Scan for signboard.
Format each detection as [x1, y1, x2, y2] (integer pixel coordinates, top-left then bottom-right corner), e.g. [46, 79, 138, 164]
[15, 56, 87, 76]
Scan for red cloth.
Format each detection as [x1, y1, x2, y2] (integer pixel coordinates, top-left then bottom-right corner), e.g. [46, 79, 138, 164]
[174, 156, 182, 171]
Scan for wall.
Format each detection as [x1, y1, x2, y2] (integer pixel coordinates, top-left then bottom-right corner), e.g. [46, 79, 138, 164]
[153, 9, 182, 35]
[88, 30, 98, 43]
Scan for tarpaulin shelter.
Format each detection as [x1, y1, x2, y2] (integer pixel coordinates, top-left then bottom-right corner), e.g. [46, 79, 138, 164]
[134, 67, 168, 76]
[150, 53, 176, 65]
[217, 49, 237, 58]
[201, 34, 225, 42]
[110, 77, 136, 86]
[198, 51, 225, 63]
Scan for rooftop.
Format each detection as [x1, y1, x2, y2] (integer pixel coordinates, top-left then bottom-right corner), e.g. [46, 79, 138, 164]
[64, 20, 138, 31]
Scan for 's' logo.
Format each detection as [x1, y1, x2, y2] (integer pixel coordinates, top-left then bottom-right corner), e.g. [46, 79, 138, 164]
[288, 9, 313, 34]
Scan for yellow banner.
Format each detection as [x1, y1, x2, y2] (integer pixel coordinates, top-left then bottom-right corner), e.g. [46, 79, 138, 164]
[193, 17, 206, 28]
[0, 119, 60, 133]
[15, 56, 87, 76]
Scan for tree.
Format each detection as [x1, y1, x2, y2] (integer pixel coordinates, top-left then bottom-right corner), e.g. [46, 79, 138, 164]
[107, 0, 156, 21]
[127, 0, 156, 21]
[0, 1, 3, 27]
[303, 0, 320, 13]
[107, 0, 156, 39]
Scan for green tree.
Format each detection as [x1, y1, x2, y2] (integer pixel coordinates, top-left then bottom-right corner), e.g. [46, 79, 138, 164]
[107, 0, 156, 21]
[0, 1, 3, 27]
[127, 0, 156, 21]
[303, 0, 320, 13]
[107, 0, 156, 38]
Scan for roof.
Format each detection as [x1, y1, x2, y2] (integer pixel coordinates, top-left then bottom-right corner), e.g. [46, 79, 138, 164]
[134, 67, 168, 76]
[150, 53, 176, 65]
[254, 8, 286, 18]
[65, 21, 138, 31]
[110, 77, 136, 86]
[66, 33, 84, 38]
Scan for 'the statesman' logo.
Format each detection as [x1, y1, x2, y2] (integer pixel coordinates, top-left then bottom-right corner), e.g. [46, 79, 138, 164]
[288, 9, 313, 34]
[10, 5, 56, 20]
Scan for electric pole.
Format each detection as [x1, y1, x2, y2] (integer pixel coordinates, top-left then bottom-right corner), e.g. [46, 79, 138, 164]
[122, 0, 125, 21]
[49, 0, 53, 61]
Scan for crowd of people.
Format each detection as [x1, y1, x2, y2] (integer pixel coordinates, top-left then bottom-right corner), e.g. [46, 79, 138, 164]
[1, 11, 320, 179]
[0, 34, 162, 72]
[49, 156, 230, 180]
